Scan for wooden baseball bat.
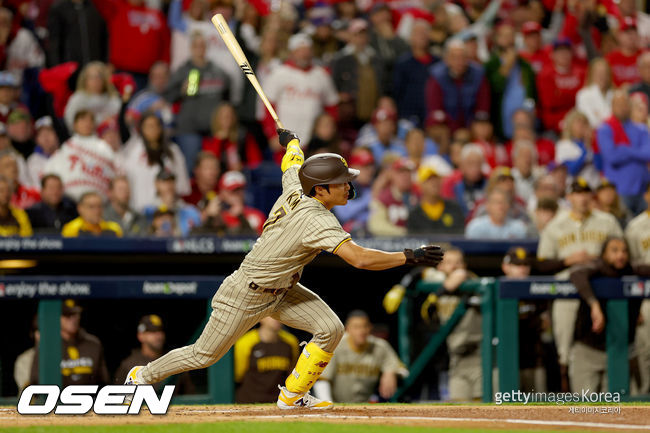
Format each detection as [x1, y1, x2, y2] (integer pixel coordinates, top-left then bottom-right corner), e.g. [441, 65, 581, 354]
[211, 13, 284, 130]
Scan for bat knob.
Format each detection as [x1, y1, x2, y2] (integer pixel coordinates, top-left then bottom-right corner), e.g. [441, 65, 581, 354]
[277, 129, 299, 148]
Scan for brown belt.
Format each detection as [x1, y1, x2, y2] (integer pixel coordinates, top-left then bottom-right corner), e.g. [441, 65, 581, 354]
[248, 273, 300, 296]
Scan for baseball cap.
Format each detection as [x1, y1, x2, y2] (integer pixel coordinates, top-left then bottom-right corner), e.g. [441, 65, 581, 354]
[492, 166, 514, 180]
[371, 107, 397, 124]
[62, 299, 83, 315]
[503, 247, 532, 266]
[219, 170, 246, 191]
[349, 148, 374, 167]
[154, 205, 174, 218]
[348, 18, 368, 34]
[309, 3, 335, 27]
[156, 170, 176, 182]
[621, 16, 637, 32]
[7, 109, 31, 124]
[0, 72, 17, 87]
[138, 314, 164, 333]
[35, 116, 54, 130]
[521, 21, 542, 35]
[392, 157, 415, 171]
[425, 110, 449, 128]
[288, 33, 312, 51]
[417, 165, 439, 183]
[569, 177, 592, 194]
[552, 37, 572, 50]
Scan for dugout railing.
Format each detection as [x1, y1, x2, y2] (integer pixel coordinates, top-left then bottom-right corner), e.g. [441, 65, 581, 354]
[393, 276, 650, 402]
[0, 276, 232, 406]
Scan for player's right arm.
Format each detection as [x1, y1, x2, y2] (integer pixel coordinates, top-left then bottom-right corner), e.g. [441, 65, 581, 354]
[335, 240, 443, 271]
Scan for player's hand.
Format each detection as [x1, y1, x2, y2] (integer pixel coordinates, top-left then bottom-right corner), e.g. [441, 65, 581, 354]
[564, 250, 591, 266]
[404, 245, 444, 267]
[277, 129, 299, 148]
[383, 284, 406, 314]
[443, 268, 468, 292]
[590, 302, 605, 334]
[378, 371, 398, 400]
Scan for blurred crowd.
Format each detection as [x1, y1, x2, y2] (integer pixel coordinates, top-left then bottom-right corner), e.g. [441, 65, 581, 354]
[0, 0, 647, 239]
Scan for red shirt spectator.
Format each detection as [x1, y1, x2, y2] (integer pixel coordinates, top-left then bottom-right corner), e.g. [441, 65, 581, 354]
[518, 21, 551, 74]
[536, 39, 585, 133]
[93, 0, 170, 75]
[182, 152, 220, 208]
[202, 103, 244, 172]
[605, 17, 643, 87]
[217, 171, 265, 235]
[607, 50, 642, 87]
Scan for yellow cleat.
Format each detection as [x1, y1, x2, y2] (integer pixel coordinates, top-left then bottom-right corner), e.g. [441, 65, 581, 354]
[276, 386, 333, 410]
[124, 365, 145, 385]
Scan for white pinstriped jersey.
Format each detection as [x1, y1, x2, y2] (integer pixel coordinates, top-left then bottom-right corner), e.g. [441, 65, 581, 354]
[625, 211, 650, 264]
[239, 166, 351, 288]
[537, 209, 623, 261]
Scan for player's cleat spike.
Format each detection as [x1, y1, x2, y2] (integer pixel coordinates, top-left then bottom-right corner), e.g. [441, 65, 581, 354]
[276, 385, 333, 410]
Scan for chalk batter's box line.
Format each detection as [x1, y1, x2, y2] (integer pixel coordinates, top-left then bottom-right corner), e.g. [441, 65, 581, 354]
[177, 410, 650, 431]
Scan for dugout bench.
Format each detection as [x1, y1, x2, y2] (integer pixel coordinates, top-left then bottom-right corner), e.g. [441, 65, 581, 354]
[393, 276, 650, 402]
[0, 276, 232, 405]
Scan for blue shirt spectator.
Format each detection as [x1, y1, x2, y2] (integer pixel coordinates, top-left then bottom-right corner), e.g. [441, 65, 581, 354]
[465, 215, 528, 239]
[597, 91, 650, 215]
[360, 107, 407, 165]
[465, 189, 528, 239]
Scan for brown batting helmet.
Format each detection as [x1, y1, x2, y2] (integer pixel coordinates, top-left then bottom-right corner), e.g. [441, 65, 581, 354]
[299, 153, 360, 199]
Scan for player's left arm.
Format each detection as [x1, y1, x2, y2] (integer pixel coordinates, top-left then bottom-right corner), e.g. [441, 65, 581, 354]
[335, 240, 443, 271]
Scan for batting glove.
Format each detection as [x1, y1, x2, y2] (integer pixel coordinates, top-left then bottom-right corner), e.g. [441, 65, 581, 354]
[277, 129, 299, 148]
[404, 245, 444, 267]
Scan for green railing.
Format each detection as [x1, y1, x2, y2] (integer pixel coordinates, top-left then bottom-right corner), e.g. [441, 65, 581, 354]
[0, 276, 233, 405]
[393, 278, 496, 402]
[394, 276, 650, 402]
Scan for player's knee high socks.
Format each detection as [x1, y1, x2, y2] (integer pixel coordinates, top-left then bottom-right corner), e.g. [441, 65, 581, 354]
[285, 342, 333, 394]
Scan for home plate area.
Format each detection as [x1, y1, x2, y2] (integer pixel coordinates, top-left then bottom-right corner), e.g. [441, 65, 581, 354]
[2, 404, 650, 431]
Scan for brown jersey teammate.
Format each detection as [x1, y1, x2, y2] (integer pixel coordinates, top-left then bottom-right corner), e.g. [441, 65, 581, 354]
[124, 130, 444, 409]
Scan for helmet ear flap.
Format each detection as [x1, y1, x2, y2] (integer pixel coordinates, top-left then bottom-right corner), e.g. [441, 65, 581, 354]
[347, 182, 356, 200]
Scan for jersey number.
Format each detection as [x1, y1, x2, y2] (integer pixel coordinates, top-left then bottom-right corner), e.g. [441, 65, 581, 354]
[262, 206, 287, 231]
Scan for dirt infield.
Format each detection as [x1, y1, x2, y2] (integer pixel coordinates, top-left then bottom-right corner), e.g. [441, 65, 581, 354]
[2, 404, 650, 431]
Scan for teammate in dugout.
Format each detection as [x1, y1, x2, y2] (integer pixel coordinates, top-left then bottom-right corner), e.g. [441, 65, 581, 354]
[124, 129, 444, 409]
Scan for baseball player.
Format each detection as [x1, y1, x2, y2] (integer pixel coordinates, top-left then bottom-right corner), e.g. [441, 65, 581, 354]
[315, 310, 407, 403]
[124, 129, 443, 409]
[537, 178, 622, 390]
[625, 182, 650, 393]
